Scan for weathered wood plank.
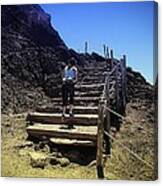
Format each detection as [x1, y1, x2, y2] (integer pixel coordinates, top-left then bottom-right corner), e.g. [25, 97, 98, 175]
[115, 64, 121, 131]
[27, 124, 97, 141]
[105, 72, 111, 154]
[51, 97, 101, 106]
[76, 91, 103, 97]
[82, 79, 105, 84]
[36, 106, 99, 114]
[26, 112, 98, 126]
[123, 55, 127, 112]
[96, 101, 105, 179]
[50, 138, 96, 147]
[75, 83, 105, 90]
[52, 97, 101, 102]
[58, 90, 104, 97]
[82, 67, 108, 71]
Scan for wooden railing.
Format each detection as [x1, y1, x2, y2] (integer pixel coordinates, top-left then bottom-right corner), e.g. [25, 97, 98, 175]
[96, 54, 127, 179]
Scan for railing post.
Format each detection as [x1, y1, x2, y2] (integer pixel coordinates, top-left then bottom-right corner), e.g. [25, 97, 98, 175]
[110, 49, 113, 59]
[120, 58, 126, 115]
[115, 64, 120, 131]
[123, 55, 127, 110]
[110, 49, 114, 69]
[85, 41, 88, 54]
[106, 46, 109, 59]
[96, 100, 105, 179]
[104, 74, 111, 154]
[103, 44, 106, 58]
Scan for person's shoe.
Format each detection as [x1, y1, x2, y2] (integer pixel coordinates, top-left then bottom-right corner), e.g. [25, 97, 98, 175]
[62, 112, 66, 117]
[68, 124, 74, 129]
[66, 108, 69, 114]
[69, 112, 74, 117]
[61, 113, 66, 122]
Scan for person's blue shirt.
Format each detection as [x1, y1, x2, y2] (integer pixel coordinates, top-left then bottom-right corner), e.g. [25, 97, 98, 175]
[63, 66, 77, 81]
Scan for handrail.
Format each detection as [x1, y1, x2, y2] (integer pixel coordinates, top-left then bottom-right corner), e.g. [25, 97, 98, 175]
[109, 64, 117, 76]
[104, 130, 153, 169]
[104, 105, 125, 120]
[96, 100, 105, 179]
[96, 57, 127, 179]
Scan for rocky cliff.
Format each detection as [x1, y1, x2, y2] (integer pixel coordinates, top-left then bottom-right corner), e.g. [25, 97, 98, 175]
[1, 4, 154, 114]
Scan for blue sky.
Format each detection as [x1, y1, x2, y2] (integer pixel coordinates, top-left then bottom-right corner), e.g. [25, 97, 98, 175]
[40, 1, 156, 84]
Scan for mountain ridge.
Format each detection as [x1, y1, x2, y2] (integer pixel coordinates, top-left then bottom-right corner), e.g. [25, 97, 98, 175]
[1, 4, 153, 114]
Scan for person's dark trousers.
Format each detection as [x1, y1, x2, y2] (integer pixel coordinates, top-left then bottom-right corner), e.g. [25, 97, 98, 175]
[62, 81, 74, 107]
[62, 81, 75, 129]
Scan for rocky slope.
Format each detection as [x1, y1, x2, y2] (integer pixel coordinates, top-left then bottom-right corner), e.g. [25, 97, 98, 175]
[1, 4, 154, 114]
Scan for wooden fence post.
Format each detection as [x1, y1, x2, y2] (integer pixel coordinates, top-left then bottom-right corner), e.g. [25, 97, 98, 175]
[106, 46, 109, 59]
[110, 49, 114, 69]
[103, 44, 106, 58]
[85, 41, 88, 54]
[110, 49, 113, 59]
[115, 64, 120, 131]
[120, 57, 126, 115]
[104, 73, 111, 154]
[123, 55, 127, 109]
[96, 100, 105, 179]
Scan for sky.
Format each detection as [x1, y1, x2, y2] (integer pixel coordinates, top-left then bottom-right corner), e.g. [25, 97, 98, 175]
[40, 1, 156, 84]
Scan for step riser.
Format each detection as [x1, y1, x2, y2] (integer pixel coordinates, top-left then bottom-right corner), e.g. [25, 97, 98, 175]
[75, 87, 104, 92]
[78, 76, 106, 81]
[27, 114, 98, 126]
[57, 84, 105, 91]
[58, 91, 103, 97]
[82, 67, 109, 71]
[52, 97, 101, 105]
[81, 73, 107, 77]
[36, 107, 98, 114]
[82, 80, 105, 84]
[50, 138, 96, 147]
[51, 101, 99, 107]
[82, 77, 105, 81]
[27, 130, 97, 141]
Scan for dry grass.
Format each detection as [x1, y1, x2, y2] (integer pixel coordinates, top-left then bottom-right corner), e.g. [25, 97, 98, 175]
[104, 102, 157, 180]
[1, 101, 157, 180]
[1, 115, 98, 179]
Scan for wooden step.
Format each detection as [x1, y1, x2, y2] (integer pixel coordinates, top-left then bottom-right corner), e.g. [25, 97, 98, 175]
[75, 83, 105, 88]
[51, 97, 100, 106]
[50, 138, 96, 147]
[52, 97, 100, 103]
[58, 90, 102, 97]
[36, 106, 99, 114]
[82, 67, 108, 71]
[76, 91, 102, 97]
[27, 124, 97, 141]
[26, 112, 98, 126]
[75, 83, 105, 91]
[81, 72, 107, 77]
[81, 69, 109, 74]
[83, 76, 105, 80]
[58, 83, 104, 91]
[78, 74, 106, 79]
[52, 102, 99, 107]
[82, 79, 105, 84]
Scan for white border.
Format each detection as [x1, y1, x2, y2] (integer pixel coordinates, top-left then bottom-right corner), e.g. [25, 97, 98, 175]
[0, 0, 162, 186]
[0, 0, 157, 5]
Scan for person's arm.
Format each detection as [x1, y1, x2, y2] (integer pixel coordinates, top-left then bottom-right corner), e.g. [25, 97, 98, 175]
[62, 66, 66, 82]
[73, 67, 78, 84]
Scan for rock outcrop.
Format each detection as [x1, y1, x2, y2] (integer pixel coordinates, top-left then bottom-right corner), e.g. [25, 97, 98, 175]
[1, 4, 154, 114]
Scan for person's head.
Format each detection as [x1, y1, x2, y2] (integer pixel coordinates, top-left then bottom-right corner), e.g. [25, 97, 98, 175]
[67, 57, 76, 68]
